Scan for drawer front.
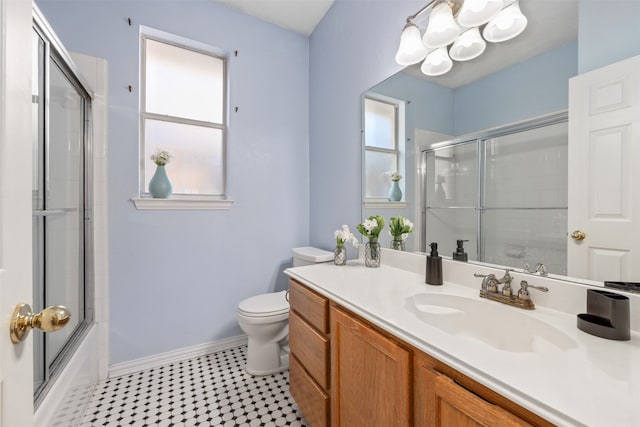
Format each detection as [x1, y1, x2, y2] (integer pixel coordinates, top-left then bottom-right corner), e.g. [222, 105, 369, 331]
[290, 354, 329, 427]
[289, 279, 329, 333]
[290, 310, 329, 389]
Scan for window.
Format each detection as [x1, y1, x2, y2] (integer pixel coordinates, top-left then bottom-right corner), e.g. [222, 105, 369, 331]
[141, 31, 227, 200]
[363, 95, 405, 200]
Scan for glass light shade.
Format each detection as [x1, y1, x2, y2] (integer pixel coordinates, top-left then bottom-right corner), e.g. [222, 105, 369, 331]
[423, 3, 460, 48]
[449, 27, 486, 61]
[483, 0, 528, 42]
[421, 47, 453, 76]
[457, 0, 503, 27]
[395, 23, 428, 65]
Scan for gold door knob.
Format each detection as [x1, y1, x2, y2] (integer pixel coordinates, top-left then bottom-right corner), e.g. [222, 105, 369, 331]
[570, 230, 586, 241]
[10, 303, 71, 344]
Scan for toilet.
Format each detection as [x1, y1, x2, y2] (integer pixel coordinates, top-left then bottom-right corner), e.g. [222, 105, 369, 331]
[237, 247, 333, 375]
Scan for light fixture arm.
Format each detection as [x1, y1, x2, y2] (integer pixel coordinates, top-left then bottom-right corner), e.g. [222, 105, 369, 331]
[405, 0, 462, 24]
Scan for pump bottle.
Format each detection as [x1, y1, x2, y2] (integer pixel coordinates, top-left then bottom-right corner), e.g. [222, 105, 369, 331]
[426, 242, 443, 286]
[452, 239, 469, 262]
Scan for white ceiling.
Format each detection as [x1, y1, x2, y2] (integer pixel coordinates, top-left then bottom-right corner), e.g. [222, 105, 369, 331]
[404, 0, 579, 88]
[213, 0, 335, 36]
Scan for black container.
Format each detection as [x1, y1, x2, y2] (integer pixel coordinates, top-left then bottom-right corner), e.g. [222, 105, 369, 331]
[577, 289, 630, 341]
[452, 239, 469, 262]
[426, 242, 443, 286]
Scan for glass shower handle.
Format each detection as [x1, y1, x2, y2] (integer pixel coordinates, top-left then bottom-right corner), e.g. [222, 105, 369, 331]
[32, 209, 66, 217]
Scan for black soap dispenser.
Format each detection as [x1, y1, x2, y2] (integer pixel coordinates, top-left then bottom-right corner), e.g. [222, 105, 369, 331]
[426, 242, 443, 286]
[453, 239, 469, 262]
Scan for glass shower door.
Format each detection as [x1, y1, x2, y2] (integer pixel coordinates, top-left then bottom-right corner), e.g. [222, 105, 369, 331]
[32, 25, 93, 404]
[424, 142, 479, 258]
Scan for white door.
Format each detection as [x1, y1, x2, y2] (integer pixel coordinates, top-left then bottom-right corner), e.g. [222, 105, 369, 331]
[567, 55, 640, 281]
[0, 0, 37, 425]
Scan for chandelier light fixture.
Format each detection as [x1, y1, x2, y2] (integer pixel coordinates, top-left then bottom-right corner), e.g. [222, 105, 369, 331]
[395, 0, 528, 76]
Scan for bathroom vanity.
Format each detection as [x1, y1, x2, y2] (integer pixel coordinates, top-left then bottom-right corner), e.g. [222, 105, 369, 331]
[285, 249, 640, 427]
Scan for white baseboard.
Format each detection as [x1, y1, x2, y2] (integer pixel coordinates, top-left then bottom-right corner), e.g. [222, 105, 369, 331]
[109, 335, 248, 379]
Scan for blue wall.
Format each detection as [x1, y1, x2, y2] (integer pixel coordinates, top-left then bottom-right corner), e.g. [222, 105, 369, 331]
[308, 0, 422, 250]
[578, 0, 640, 73]
[308, 0, 640, 253]
[453, 41, 577, 135]
[36, 0, 640, 365]
[37, 0, 310, 364]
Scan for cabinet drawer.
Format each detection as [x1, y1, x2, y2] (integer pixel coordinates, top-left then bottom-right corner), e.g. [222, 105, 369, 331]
[290, 310, 329, 389]
[289, 279, 329, 333]
[290, 354, 329, 427]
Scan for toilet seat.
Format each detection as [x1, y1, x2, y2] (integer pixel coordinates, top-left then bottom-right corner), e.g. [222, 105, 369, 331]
[238, 290, 289, 317]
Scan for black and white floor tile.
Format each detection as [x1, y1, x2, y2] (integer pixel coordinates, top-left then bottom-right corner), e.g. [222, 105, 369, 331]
[79, 346, 309, 426]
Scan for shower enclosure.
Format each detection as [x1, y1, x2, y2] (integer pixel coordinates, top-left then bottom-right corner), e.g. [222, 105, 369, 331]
[32, 17, 94, 405]
[422, 114, 568, 275]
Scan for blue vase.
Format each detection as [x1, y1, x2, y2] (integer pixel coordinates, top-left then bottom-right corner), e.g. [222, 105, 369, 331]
[388, 181, 402, 202]
[149, 165, 172, 198]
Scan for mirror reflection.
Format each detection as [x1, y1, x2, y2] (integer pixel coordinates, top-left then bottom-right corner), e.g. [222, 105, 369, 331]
[362, 0, 640, 284]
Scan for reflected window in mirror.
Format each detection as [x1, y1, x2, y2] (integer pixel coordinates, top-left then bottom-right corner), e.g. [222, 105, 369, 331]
[363, 95, 405, 201]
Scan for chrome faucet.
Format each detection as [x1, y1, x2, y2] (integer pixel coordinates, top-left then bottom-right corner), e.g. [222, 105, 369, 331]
[473, 273, 498, 292]
[474, 268, 549, 310]
[496, 269, 514, 296]
[523, 262, 548, 277]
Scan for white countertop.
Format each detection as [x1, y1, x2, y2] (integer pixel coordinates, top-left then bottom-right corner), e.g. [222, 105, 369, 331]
[285, 254, 640, 427]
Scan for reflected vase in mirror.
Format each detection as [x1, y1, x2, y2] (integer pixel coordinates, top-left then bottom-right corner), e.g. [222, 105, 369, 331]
[391, 238, 405, 251]
[388, 180, 402, 201]
[334, 245, 347, 266]
[365, 239, 381, 267]
[149, 165, 172, 198]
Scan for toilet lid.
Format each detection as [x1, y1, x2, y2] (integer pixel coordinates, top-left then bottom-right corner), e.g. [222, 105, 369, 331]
[238, 291, 289, 317]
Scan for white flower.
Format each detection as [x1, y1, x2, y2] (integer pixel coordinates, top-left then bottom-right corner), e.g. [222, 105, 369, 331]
[362, 218, 378, 233]
[404, 218, 414, 231]
[334, 225, 359, 247]
[391, 172, 402, 182]
[151, 150, 172, 166]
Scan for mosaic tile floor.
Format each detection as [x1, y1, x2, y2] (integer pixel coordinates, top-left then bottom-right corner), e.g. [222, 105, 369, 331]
[77, 346, 308, 426]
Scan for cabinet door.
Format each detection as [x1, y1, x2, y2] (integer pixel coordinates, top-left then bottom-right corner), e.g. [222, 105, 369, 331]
[330, 306, 411, 427]
[421, 366, 532, 427]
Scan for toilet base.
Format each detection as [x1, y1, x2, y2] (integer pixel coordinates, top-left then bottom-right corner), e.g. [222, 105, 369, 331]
[245, 353, 289, 376]
[244, 339, 290, 376]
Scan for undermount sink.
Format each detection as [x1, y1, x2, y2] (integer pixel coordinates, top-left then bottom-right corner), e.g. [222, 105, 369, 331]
[409, 293, 578, 353]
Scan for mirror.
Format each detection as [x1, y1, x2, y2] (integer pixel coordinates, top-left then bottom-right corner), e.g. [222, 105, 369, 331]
[362, 0, 638, 284]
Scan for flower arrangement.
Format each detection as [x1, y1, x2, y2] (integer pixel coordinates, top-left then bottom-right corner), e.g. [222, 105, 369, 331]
[334, 225, 359, 248]
[357, 215, 385, 241]
[389, 215, 414, 241]
[391, 172, 402, 182]
[151, 150, 172, 166]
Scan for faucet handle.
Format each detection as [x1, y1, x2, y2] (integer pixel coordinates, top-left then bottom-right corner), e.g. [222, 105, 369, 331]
[517, 280, 549, 301]
[474, 273, 498, 292]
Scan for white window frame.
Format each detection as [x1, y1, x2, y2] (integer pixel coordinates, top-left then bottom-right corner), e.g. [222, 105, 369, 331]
[133, 26, 233, 210]
[362, 93, 406, 206]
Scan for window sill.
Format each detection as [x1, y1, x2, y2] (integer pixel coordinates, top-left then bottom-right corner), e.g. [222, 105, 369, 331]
[364, 200, 409, 209]
[131, 197, 234, 210]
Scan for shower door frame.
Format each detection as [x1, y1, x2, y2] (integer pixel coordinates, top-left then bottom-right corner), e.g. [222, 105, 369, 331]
[32, 10, 95, 408]
[420, 111, 568, 261]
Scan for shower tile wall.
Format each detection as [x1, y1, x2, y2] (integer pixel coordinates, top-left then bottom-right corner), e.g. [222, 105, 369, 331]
[483, 122, 568, 274]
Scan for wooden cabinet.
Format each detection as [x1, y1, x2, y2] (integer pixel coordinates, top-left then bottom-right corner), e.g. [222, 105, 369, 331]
[289, 279, 552, 427]
[330, 305, 412, 426]
[414, 351, 552, 427]
[289, 279, 330, 427]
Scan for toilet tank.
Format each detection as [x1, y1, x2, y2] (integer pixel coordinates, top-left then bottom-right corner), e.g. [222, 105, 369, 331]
[292, 247, 333, 267]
